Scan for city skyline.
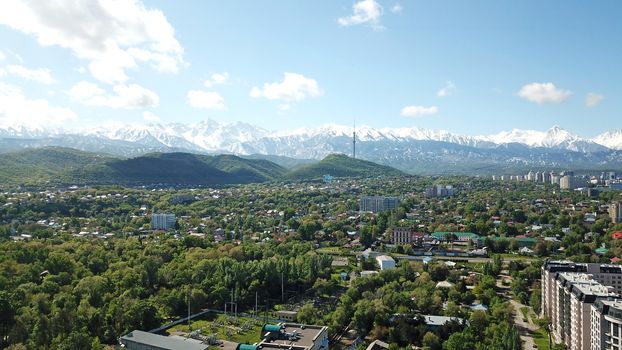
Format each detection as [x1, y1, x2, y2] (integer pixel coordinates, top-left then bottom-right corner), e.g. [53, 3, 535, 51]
[0, 1, 621, 137]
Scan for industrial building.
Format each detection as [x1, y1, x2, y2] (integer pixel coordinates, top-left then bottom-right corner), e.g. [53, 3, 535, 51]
[119, 330, 208, 350]
[255, 323, 329, 350]
[120, 323, 328, 350]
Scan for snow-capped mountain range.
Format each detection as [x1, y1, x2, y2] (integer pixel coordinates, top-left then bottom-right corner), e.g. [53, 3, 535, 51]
[1, 120, 622, 174]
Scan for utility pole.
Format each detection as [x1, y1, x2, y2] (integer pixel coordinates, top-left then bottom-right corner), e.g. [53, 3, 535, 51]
[225, 288, 238, 318]
[187, 288, 191, 330]
[281, 272, 284, 303]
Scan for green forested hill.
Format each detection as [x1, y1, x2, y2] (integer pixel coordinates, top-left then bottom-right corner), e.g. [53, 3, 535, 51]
[0, 149, 403, 186]
[0, 147, 114, 185]
[0, 148, 286, 186]
[284, 153, 405, 180]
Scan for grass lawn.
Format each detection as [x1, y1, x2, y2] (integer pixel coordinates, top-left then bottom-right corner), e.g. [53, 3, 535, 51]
[316, 247, 342, 254]
[167, 313, 264, 344]
[532, 328, 551, 350]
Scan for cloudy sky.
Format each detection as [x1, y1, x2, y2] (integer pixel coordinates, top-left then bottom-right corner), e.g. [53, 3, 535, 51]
[0, 0, 620, 136]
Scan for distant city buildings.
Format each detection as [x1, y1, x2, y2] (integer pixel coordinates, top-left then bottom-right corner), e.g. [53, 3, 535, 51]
[151, 213, 176, 230]
[425, 185, 455, 198]
[492, 170, 595, 190]
[359, 196, 399, 213]
[553, 171, 583, 190]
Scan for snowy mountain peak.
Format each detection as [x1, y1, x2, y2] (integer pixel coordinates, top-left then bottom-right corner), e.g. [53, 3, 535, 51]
[593, 129, 622, 150]
[1, 121, 621, 155]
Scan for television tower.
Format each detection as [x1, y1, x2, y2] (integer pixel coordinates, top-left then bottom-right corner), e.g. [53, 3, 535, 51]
[352, 121, 356, 159]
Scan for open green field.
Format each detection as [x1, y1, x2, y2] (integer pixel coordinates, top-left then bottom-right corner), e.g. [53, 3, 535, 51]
[316, 247, 344, 254]
[166, 313, 264, 344]
[532, 328, 550, 350]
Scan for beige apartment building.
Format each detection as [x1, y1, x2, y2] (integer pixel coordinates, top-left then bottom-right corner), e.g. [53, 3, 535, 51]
[542, 261, 622, 350]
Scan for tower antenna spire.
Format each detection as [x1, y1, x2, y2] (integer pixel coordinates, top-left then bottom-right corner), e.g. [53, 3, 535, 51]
[352, 120, 356, 159]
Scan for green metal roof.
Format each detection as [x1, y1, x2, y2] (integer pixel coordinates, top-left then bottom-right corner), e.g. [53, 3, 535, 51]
[263, 324, 282, 333]
[596, 247, 609, 255]
[237, 344, 258, 350]
[432, 232, 480, 239]
[489, 236, 537, 242]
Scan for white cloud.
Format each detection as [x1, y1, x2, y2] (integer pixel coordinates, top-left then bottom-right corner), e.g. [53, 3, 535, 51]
[390, 3, 402, 13]
[0, 0, 184, 84]
[338, 0, 383, 29]
[187, 90, 226, 110]
[0, 50, 5, 61]
[0, 82, 77, 127]
[400, 105, 438, 117]
[142, 111, 160, 122]
[250, 72, 322, 103]
[204, 72, 229, 88]
[437, 81, 456, 97]
[585, 92, 604, 107]
[6, 64, 54, 84]
[517, 82, 571, 104]
[69, 80, 159, 109]
[0, 67, 5, 77]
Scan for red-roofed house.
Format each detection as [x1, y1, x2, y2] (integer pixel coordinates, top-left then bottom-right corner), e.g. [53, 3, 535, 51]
[611, 257, 621, 264]
[612, 232, 622, 240]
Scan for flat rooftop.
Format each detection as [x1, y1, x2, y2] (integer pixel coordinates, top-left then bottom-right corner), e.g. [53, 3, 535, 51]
[259, 324, 327, 350]
[376, 255, 395, 262]
[120, 330, 208, 350]
[558, 272, 617, 299]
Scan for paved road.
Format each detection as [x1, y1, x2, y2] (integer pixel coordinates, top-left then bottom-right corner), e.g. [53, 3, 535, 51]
[509, 298, 539, 350]
[494, 272, 539, 350]
[395, 255, 536, 263]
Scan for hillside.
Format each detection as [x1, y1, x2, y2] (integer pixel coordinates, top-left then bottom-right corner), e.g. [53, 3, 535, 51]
[0, 148, 286, 186]
[284, 153, 405, 180]
[0, 147, 115, 185]
[242, 154, 315, 169]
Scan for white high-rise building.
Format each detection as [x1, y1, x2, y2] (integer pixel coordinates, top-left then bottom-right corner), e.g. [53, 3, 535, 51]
[360, 196, 399, 212]
[151, 213, 176, 230]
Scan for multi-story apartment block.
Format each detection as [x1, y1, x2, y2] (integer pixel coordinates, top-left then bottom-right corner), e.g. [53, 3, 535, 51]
[359, 196, 399, 213]
[590, 299, 622, 350]
[151, 213, 176, 230]
[392, 227, 414, 244]
[542, 261, 622, 350]
[391, 227, 430, 247]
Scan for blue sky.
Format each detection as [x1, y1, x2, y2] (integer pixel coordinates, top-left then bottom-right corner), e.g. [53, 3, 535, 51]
[0, 0, 620, 136]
